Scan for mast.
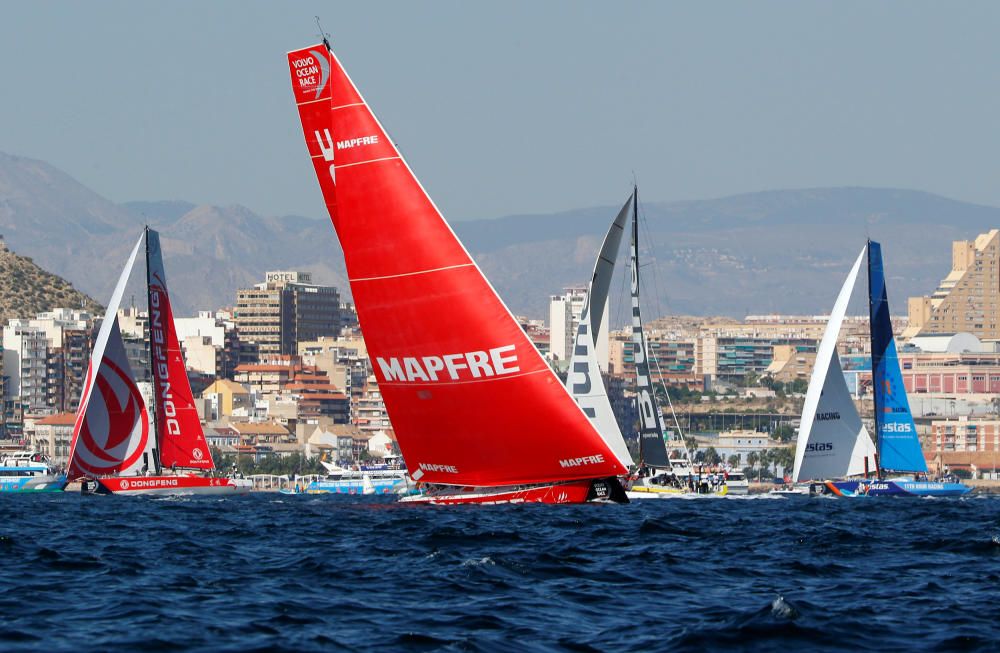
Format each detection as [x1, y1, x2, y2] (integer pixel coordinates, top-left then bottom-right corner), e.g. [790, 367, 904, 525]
[144, 226, 162, 474]
[633, 188, 642, 469]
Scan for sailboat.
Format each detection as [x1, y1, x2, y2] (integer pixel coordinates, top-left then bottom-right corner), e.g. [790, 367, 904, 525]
[564, 192, 635, 476]
[793, 241, 970, 497]
[68, 228, 252, 496]
[286, 40, 629, 504]
[787, 246, 877, 495]
[613, 190, 737, 498]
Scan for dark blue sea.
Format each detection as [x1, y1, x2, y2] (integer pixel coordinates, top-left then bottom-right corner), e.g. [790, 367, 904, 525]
[1, 493, 998, 652]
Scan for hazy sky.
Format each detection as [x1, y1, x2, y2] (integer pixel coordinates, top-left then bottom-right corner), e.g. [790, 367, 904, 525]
[2, 1, 999, 220]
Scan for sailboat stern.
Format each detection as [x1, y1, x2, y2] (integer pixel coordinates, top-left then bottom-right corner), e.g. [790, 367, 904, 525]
[586, 476, 629, 503]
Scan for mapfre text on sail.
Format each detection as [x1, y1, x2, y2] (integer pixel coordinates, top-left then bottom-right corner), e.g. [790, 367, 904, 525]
[376, 345, 520, 383]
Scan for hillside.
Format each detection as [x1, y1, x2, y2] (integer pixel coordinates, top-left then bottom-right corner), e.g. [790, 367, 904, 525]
[0, 239, 101, 322]
[3, 151, 1000, 319]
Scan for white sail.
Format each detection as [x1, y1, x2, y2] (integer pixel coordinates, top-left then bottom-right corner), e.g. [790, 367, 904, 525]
[567, 293, 633, 469]
[792, 247, 876, 482]
[566, 196, 633, 469]
[78, 233, 144, 417]
[66, 233, 155, 479]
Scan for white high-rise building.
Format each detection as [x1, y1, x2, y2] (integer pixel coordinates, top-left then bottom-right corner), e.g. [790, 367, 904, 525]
[548, 287, 610, 371]
[3, 323, 49, 410]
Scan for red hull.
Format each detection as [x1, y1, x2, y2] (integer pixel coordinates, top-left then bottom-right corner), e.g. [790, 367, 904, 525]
[399, 477, 627, 505]
[89, 475, 252, 496]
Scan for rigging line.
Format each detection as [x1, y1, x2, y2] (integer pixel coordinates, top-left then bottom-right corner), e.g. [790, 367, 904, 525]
[647, 322, 693, 465]
[632, 197, 693, 465]
[314, 16, 331, 49]
[636, 193, 672, 327]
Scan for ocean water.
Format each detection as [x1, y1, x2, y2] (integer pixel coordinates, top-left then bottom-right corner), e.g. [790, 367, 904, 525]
[1, 493, 998, 652]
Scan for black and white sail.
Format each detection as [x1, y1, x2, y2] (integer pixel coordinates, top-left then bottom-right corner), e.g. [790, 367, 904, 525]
[629, 189, 671, 469]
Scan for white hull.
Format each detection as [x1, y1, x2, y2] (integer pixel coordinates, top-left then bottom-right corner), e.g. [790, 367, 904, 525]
[769, 487, 811, 496]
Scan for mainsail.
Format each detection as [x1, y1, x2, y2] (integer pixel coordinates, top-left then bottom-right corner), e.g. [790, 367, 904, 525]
[868, 240, 927, 473]
[566, 195, 633, 469]
[629, 190, 670, 469]
[146, 228, 214, 470]
[287, 42, 628, 486]
[793, 247, 876, 482]
[67, 235, 153, 479]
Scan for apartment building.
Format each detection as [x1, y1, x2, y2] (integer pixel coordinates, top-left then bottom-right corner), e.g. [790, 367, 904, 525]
[234, 271, 341, 356]
[906, 229, 1000, 340]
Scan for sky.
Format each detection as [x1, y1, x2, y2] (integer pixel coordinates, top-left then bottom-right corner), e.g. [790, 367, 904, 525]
[2, 1, 999, 221]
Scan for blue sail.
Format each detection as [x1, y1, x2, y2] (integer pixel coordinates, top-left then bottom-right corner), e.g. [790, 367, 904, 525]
[868, 241, 928, 473]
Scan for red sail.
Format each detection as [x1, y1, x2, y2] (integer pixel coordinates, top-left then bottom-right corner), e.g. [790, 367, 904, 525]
[287, 43, 626, 486]
[146, 228, 214, 470]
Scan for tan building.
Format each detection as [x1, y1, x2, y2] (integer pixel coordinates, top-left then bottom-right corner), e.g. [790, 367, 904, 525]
[234, 356, 306, 394]
[201, 379, 251, 419]
[926, 416, 1000, 476]
[765, 345, 817, 383]
[234, 271, 341, 357]
[929, 416, 1000, 454]
[905, 229, 1000, 340]
[234, 286, 294, 356]
[29, 413, 76, 466]
[229, 421, 293, 445]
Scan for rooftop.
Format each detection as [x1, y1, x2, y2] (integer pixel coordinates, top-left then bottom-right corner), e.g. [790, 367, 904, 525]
[35, 412, 76, 426]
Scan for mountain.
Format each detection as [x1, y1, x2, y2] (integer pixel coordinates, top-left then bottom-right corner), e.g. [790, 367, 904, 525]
[456, 188, 1000, 320]
[0, 238, 101, 323]
[0, 152, 349, 315]
[2, 151, 999, 320]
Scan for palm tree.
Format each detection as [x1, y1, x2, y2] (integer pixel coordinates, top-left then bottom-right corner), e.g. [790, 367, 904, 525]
[756, 449, 772, 482]
[771, 447, 795, 478]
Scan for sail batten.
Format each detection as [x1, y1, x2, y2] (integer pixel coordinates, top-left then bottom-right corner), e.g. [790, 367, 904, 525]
[288, 42, 626, 486]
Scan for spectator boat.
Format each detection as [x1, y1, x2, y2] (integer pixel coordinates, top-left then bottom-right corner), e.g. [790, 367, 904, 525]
[0, 451, 66, 492]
